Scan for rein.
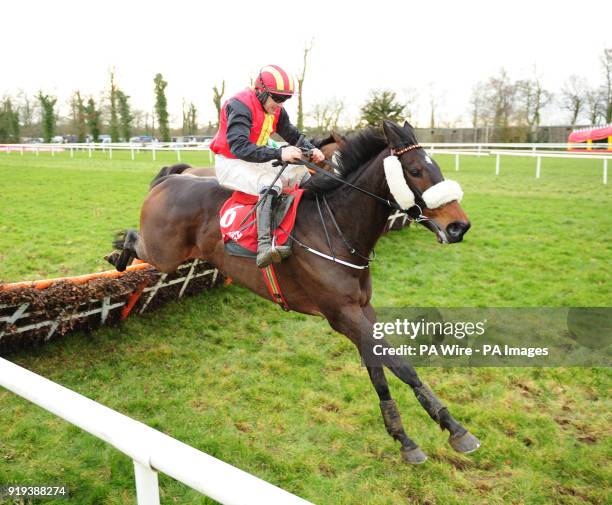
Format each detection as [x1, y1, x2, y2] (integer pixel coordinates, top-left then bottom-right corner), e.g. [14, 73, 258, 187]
[281, 147, 431, 270]
[298, 155, 428, 221]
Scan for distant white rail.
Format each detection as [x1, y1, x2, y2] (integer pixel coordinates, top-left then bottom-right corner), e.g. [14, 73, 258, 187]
[0, 142, 215, 163]
[2, 141, 609, 183]
[0, 358, 313, 505]
[489, 150, 609, 184]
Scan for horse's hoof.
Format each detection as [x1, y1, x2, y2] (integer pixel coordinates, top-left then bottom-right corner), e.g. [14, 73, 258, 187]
[401, 446, 428, 464]
[449, 431, 481, 454]
[104, 250, 120, 267]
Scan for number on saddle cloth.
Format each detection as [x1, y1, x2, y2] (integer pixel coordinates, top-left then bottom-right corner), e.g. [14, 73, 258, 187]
[219, 189, 305, 258]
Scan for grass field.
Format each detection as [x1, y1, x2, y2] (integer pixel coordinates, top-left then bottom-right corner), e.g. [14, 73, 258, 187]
[0, 149, 610, 504]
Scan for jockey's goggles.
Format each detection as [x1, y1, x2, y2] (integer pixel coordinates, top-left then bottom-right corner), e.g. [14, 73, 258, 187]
[270, 93, 291, 104]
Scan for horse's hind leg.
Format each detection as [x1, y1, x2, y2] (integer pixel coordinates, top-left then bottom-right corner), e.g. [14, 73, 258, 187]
[107, 229, 141, 271]
[367, 366, 428, 464]
[327, 304, 427, 463]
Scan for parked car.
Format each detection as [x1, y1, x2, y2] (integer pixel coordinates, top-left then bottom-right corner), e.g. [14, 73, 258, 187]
[129, 136, 154, 145]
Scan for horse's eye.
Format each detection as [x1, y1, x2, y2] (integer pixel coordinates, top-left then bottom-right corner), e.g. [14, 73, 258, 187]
[408, 168, 421, 177]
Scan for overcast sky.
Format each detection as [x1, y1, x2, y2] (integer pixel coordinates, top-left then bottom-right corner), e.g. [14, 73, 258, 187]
[2, 0, 610, 128]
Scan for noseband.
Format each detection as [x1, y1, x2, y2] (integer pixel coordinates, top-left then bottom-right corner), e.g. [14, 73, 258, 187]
[386, 145, 463, 221]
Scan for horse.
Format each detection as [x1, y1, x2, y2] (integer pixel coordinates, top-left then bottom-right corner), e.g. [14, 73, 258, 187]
[110, 120, 478, 464]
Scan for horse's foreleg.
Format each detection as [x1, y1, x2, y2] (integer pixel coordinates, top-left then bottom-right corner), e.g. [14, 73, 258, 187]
[326, 305, 427, 463]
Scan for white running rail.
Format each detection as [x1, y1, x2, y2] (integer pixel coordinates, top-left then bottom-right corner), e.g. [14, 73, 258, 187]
[0, 358, 313, 505]
[489, 150, 609, 184]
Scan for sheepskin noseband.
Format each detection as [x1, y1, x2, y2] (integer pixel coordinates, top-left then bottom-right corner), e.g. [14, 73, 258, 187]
[383, 155, 463, 210]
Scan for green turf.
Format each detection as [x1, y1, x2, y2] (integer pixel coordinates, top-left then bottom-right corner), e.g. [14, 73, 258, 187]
[0, 150, 610, 504]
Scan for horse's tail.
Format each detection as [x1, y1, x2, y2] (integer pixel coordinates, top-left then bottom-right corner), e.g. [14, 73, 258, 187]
[149, 163, 193, 189]
[107, 229, 140, 272]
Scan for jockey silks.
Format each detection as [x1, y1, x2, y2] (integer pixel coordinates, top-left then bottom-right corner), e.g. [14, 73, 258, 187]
[211, 88, 281, 160]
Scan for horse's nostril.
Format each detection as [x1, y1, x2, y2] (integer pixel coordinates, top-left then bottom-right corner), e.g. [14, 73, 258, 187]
[446, 221, 470, 241]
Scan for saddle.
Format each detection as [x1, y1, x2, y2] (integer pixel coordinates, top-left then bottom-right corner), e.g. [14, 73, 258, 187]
[219, 188, 305, 258]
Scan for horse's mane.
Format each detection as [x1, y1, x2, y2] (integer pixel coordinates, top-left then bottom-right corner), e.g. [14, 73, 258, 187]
[302, 128, 388, 194]
[309, 134, 337, 149]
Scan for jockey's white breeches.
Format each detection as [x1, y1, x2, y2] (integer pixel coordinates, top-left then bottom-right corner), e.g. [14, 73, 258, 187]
[215, 154, 308, 195]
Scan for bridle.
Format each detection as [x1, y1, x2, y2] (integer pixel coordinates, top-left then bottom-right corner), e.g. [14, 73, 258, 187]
[299, 145, 431, 222]
[280, 144, 454, 269]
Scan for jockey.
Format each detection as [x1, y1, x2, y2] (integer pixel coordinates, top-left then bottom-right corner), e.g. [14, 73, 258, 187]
[211, 64, 324, 268]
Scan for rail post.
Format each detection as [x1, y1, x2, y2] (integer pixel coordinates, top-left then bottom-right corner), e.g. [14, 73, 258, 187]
[134, 461, 160, 505]
[495, 153, 500, 175]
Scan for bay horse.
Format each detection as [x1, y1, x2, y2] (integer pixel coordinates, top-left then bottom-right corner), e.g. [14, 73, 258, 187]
[111, 120, 478, 464]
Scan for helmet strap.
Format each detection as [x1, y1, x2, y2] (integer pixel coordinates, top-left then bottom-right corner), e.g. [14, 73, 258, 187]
[255, 88, 269, 108]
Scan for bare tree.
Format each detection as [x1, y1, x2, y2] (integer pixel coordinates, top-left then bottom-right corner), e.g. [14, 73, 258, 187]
[480, 69, 517, 141]
[427, 87, 445, 129]
[70, 91, 87, 142]
[429, 93, 437, 129]
[129, 109, 144, 134]
[399, 88, 418, 125]
[212, 80, 225, 128]
[309, 98, 344, 133]
[561, 75, 587, 126]
[297, 40, 313, 131]
[16, 90, 35, 136]
[468, 83, 486, 128]
[585, 88, 604, 125]
[516, 71, 552, 140]
[485, 69, 516, 130]
[182, 100, 198, 135]
[108, 70, 119, 142]
[601, 48, 612, 123]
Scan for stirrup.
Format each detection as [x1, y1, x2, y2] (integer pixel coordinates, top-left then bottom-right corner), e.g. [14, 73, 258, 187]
[256, 243, 292, 268]
[256, 247, 282, 268]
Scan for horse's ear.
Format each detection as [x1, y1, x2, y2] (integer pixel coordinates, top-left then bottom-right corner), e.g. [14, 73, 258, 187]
[403, 121, 414, 131]
[382, 120, 405, 149]
[331, 131, 346, 147]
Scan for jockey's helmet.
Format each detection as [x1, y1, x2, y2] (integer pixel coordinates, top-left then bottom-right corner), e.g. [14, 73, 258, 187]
[255, 65, 295, 103]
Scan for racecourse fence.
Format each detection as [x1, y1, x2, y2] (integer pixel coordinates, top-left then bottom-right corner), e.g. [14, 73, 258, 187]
[1, 141, 609, 185]
[0, 358, 313, 505]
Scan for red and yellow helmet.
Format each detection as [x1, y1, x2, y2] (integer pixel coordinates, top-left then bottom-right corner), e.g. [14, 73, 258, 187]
[255, 65, 295, 100]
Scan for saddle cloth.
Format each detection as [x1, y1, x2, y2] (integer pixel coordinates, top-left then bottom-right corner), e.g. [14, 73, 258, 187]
[219, 188, 305, 253]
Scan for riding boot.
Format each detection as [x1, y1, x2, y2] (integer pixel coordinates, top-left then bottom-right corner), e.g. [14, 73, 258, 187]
[256, 188, 292, 268]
